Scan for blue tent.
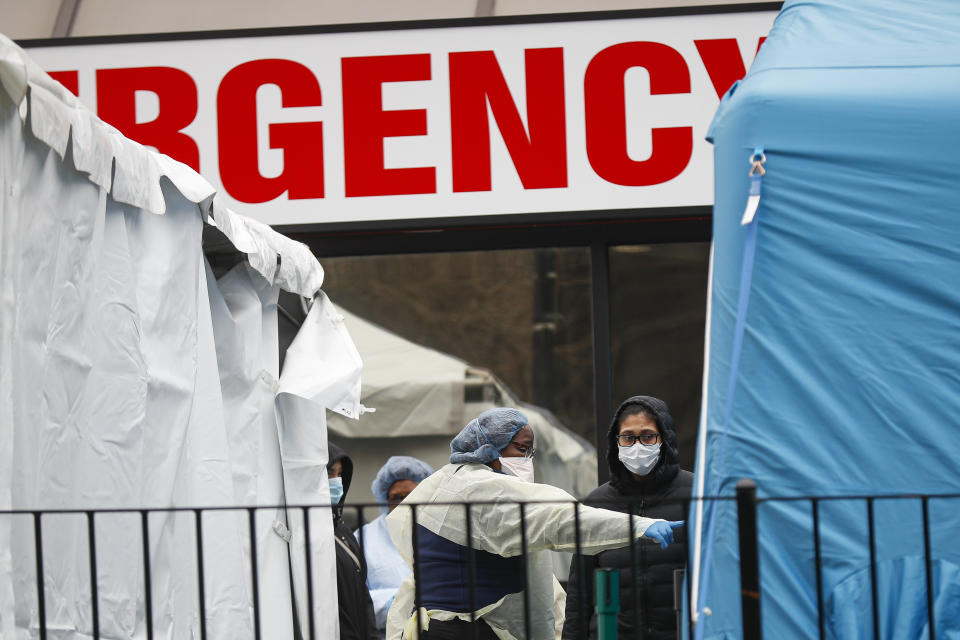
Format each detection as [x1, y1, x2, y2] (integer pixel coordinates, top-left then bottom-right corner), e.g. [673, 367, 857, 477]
[690, 1, 960, 638]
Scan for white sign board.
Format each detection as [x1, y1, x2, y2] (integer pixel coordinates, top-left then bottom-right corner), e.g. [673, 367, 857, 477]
[25, 10, 777, 227]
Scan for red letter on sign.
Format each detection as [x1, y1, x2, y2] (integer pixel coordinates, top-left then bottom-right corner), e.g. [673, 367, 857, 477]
[694, 39, 746, 99]
[97, 67, 200, 171]
[217, 59, 324, 203]
[694, 38, 768, 99]
[449, 48, 566, 192]
[49, 71, 79, 96]
[584, 42, 692, 187]
[341, 54, 435, 197]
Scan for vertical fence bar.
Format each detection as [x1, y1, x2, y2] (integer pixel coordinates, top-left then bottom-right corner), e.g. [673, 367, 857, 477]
[410, 505, 423, 636]
[141, 510, 154, 640]
[922, 497, 935, 640]
[736, 480, 761, 640]
[628, 500, 640, 639]
[87, 511, 100, 640]
[464, 503, 479, 640]
[34, 513, 47, 640]
[519, 502, 532, 640]
[302, 506, 316, 640]
[355, 505, 366, 558]
[673, 569, 685, 640]
[573, 502, 588, 640]
[866, 499, 878, 640]
[195, 509, 207, 640]
[248, 508, 262, 640]
[811, 499, 824, 640]
[353, 505, 367, 634]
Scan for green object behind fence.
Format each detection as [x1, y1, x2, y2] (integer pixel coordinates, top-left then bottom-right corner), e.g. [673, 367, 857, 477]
[595, 568, 620, 640]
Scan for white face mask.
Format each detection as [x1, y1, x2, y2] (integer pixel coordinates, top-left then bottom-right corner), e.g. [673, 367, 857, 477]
[618, 442, 661, 476]
[499, 456, 535, 483]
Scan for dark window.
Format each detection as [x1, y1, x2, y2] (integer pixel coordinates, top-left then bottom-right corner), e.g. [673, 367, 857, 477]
[608, 242, 710, 471]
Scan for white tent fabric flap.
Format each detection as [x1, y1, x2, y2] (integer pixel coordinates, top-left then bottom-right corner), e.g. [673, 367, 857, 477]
[278, 292, 363, 420]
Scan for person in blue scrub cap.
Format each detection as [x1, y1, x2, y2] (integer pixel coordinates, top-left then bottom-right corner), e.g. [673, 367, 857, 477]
[384, 408, 684, 640]
[356, 456, 435, 635]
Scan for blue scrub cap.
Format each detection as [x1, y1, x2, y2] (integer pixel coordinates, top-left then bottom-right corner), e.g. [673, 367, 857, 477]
[370, 456, 435, 506]
[450, 408, 529, 464]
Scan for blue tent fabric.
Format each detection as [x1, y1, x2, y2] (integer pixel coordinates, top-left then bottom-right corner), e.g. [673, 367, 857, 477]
[693, 1, 960, 638]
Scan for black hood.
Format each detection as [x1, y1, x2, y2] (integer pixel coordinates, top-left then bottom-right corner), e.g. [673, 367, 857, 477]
[327, 441, 354, 514]
[606, 395, 680, 494]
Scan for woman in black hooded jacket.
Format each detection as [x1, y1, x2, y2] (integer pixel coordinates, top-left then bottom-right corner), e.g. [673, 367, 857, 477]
[562, 396, 692, 640]
[327, 442, 380, 640]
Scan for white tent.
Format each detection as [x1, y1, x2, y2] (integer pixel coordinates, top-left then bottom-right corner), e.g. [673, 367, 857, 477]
[324, 307, 596, 580]
[326, 306, 598, 510]
[0, 34, 356, 639]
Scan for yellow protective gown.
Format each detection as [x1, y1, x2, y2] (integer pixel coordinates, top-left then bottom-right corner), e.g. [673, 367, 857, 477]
[385, 463, 663, 640]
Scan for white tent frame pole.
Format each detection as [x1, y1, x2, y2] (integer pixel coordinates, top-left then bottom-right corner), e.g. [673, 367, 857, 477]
[51, 0, 81, 37]
[474, 0, 495, 17]
[689, 239, 715, 625]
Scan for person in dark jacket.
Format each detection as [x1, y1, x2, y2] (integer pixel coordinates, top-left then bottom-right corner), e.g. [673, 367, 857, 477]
[562, 396, 693, 640]
[328, 442, 380, 640]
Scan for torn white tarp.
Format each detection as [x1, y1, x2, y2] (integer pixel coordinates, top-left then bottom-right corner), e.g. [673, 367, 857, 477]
[0, 32, 359, 639]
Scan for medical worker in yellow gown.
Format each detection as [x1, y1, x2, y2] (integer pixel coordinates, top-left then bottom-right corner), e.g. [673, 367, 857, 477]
[385, 408, 683, 640]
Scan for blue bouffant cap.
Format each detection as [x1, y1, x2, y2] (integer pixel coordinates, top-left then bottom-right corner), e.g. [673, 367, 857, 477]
[371, 456, 434, 507]
[449, 408, 529, 464]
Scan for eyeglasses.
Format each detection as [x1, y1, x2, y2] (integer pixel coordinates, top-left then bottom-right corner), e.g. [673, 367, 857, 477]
[617, 433, 661, 447]
[508, 442, 537, 459]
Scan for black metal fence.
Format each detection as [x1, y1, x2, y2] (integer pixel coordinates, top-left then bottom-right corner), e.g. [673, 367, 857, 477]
[737, 485, 960, 640]
[6, 485, 959, 639]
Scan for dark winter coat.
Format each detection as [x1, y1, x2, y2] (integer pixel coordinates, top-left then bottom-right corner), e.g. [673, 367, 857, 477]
[329, 442, 380, 640]
[562, 396, 693, 640]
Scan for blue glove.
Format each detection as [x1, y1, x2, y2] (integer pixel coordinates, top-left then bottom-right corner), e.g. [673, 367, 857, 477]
[645, 520, 685, 549]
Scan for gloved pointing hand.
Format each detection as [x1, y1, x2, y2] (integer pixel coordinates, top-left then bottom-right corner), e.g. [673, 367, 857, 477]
[645, 520, 685, 549]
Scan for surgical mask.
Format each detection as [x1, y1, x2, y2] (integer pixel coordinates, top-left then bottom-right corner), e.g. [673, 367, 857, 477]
[328, 477, 344, 504]
[499, 456, 535, 483]
[618, 442, 661, 476]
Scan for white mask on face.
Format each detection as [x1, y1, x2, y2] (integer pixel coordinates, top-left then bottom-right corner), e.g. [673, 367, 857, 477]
[499, 456, 535, 483]
[618, 442, 661, 476]
[328, 476, 344, 505]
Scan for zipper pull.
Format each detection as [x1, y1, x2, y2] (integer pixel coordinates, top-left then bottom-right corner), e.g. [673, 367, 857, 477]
[741, 147, 766, 225]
